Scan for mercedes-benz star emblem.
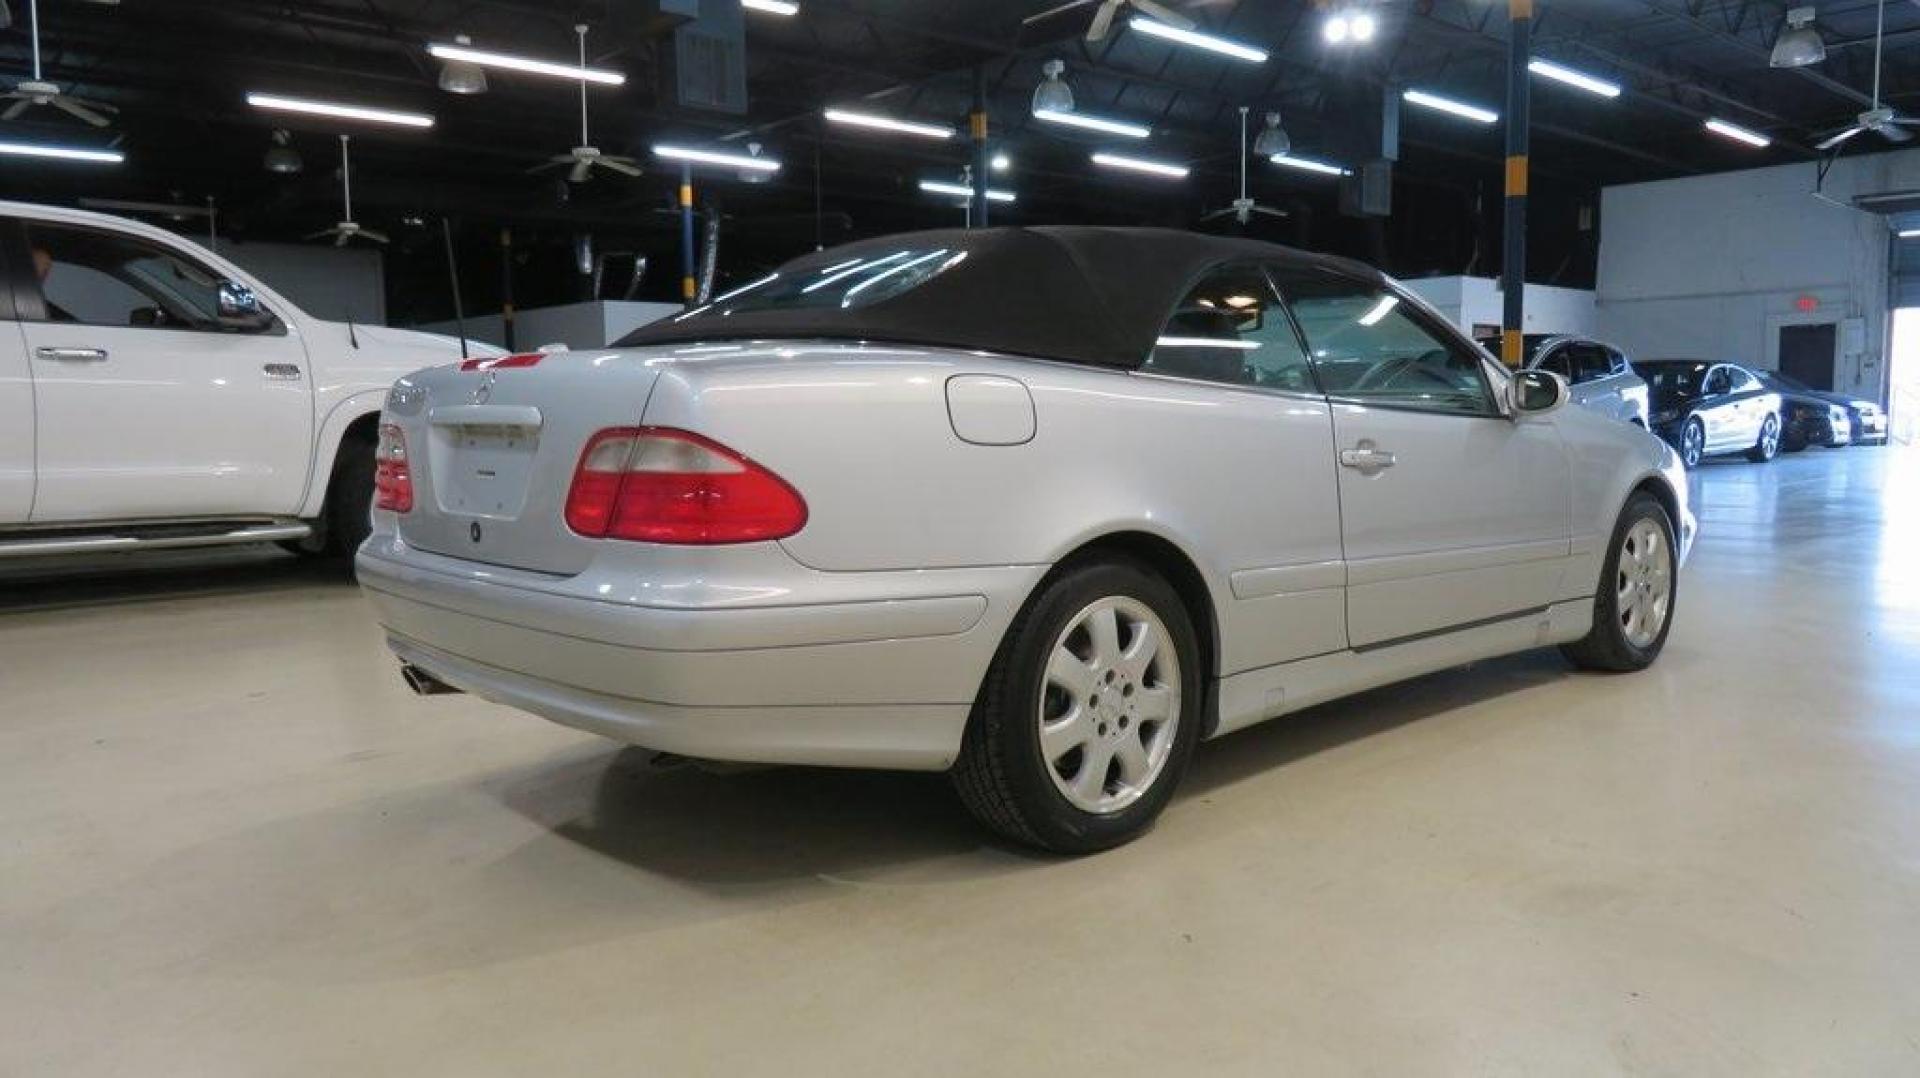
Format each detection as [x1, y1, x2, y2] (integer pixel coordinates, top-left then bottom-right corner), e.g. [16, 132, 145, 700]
[469, 522, 483, 543]
[471, 370, 496, 404]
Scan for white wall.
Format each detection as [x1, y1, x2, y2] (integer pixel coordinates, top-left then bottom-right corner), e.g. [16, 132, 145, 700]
[1399, 275, 1598, 339]
[414, 300, 680, 351]
[1595, 147, 1920, 399]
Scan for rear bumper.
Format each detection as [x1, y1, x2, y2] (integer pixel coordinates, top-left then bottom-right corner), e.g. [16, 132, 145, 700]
[356, 537, 1042, 770]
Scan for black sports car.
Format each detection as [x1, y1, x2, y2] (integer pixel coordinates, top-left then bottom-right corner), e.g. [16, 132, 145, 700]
[1752, 370, 1853, 451]
[1637, 360, 1784, 468]
[1756, 370, 1887, 447]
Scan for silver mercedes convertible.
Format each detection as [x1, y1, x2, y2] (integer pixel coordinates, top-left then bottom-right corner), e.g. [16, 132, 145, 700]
[358, 227, 1694, 852]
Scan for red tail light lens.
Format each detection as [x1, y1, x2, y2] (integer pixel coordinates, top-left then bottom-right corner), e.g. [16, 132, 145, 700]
[373, 423, 413, 513]
[565, 427, 807, 544]
[459, 352, 546, 372]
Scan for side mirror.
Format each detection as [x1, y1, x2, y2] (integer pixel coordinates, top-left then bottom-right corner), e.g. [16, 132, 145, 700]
[1510, 368, 1569, 416]
[216, 279, 274, 331]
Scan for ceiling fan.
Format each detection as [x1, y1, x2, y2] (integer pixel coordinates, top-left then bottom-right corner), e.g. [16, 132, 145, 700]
[1815, 0, 1916, 150]
[307, 136, 389, 247]
[531, 25, 642, 183]
[1022, 0, 1197, 43]
[2, 0, 117, 127]
[1201, 107, 1290, 228]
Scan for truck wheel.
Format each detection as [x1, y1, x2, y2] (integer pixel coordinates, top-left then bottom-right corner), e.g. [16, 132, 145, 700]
[279, 427, 374, 571]
[951, 559, 1203, 853]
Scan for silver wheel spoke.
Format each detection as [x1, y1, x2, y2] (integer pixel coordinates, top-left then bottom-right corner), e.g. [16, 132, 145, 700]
[1047, 646, 1097, 701]
[1118, 622, 1159, 680]
[1041, 707, 1093, 763]
[1086, 605, 1123, 668]
[1133, 684, 1175, 723]
[1113, 731, 1151, 787]
[1071, 741, 1115, 803]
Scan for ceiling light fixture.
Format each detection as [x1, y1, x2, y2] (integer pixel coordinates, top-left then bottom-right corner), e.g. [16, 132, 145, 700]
[0, 139, 122, 163]
[1528, 58, 1622, 98]
[920, 179, 1016, 202]
[1402, 88, 1499, 124]
[653, 144, 783, 171]
[1033, 59, 1075, 114]
[425, 40, 624, 85]
[1898, 228, 1920, 238]
[742, 0, 800, 13]
[437, 34, 489, 94]
[1269, 152, 1350, 176]
[247, 93, 434, 128]
[1770, 6, 1825, 68]
[1704, 117, 1771, 147]
[1033, 108, 1150, 138]
[1128, 17, 1268, 63]
[1323, 9, 1376, 43]
[1091, 151, 1189, 178]
[823, 108, 954, 139]
[991, 152, 1011, 171]
[1251, 110, 1290, 157]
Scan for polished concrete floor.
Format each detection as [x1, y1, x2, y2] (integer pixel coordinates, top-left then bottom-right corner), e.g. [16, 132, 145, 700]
[3, 447, 1917, 1076]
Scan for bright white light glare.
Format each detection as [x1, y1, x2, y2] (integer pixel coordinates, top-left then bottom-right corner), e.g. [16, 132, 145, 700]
[1091, 152, 1189, 178]
[1323, 16, 1349, 43]
[802, 251, 910, 293]
[1704, 118, 1770, 147]
[1900, 229, 1920, 239]
[1269, 153, 1350, 177]
[1528, 59, 1622, 98]
[1402, 89, 1498, 124]
[1129, 17, 1268, 63]
[652, 144, 783, 171]
[425, 43, 625, 85]
[0, 140, 123, 163]
[991, 152, 1011, 171]
[742, 0, 800, 13]
[1156, 336, 1260, 350]
[1357, 295, 1400, 326]
[842, 249, 950, 306]
[247, 93, 434, 127]
[1032, 108, 1151, 138]
[919, 179, 1017, 202]
[823, 109, 954, 139]
[712, 273, 779, 304]
[1351, 12, 1376, 40]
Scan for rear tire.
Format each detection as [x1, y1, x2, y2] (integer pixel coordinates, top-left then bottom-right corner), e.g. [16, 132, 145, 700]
[1561, 492, 1677, 673]
[951, 559, 1203, 854]
[279, 428, 375, 573]
[1679, 418, 1705, 468]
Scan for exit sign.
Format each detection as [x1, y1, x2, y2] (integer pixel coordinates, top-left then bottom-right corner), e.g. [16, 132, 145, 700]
[1796, 295, 1820, 312]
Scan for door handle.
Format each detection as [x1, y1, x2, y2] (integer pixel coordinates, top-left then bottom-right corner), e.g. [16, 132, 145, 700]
[34, 346, 108, 362]
[1339, 443, 1397, 473]
[262, 363, 304, 380]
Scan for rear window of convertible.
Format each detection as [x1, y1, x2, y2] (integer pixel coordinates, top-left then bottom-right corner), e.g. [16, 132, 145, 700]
[669, 247, 970, 323]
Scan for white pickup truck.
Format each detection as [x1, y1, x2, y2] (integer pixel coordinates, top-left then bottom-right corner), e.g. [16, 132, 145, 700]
[0, 201, 495, 564]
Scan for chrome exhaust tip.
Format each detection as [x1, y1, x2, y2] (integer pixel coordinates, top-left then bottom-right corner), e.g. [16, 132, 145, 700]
[400, 663, 462, 696]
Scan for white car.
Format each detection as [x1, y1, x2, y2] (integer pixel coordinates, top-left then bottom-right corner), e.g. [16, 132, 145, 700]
[358, 228, 1695, 852]
[1519, 334, 1651, 428]
[0, 201, 494, 561]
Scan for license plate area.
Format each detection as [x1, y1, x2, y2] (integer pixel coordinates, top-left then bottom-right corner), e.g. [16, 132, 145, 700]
[431, 423, 540, 519]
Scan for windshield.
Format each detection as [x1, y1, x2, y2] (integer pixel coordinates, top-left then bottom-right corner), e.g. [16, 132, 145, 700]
[1639, 361, 1709, 400]
[1766, 371, 1811, 392]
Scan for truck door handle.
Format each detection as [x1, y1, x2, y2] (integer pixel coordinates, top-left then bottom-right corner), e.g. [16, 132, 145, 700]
[1339, 443, 1397, 473]
[34, 346, 108, 362]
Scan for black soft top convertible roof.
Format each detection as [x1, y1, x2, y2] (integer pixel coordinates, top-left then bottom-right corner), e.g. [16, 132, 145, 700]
[614, 226, 1386, 368]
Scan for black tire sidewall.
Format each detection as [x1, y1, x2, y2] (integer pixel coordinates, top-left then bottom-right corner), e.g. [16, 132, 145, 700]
[991, 561, 1203, 852]
[324, 434, 377, 560]
[1592, 495, 1678, 668]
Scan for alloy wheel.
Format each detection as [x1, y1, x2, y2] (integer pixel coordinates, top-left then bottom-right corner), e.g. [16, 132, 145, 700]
[1759, 417, 1779, 458]
[1682, 421, 1704, 468]
[1616, 517, 1673, 648]
[1038, 596, 1181, 814]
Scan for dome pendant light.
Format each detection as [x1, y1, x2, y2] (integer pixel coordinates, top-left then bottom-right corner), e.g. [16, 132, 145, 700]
[1770, 7, 1826, 68]
[1032, 59, 1074, 114]
[438, 33, 490, 94]
[1252, 111, 1290, 157]
[263, 129, 302, 174]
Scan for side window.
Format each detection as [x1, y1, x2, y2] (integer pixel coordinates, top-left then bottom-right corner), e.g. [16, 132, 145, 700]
[1570, 344, 1613, 384]
[1703, 367, 1732, 395]
[1271, 269, 1497, 416]
[24, 223, 278, 334]
[1730, 368, 1762, 392]
[1535, 348, 1573, 379]
[1607, 347, 1631, 376]
[1142, 263, 1317, 393]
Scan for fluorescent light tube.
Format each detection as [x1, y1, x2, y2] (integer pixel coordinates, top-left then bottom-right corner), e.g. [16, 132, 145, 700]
[920, 180, 1016, 202]
[1402, 89, 1498, 124]
[1527, 59, 1621, 98]
[1357, 295, 1400, 326]
[824, 109, 953, 139]
[426, 42, 625, 85]
[1091, 152, 1189, 178]
[742, 0, 800, 13]
[1033, 108, 1151, 138]
[1129, 17, 1268, 63]
[712, 274, 779, 304]
[0, 140, 123, 163]
[653, 144, 783, 171]
[1900, 229, 1920, 239]
[247, 93, 434, 128]
[1704, 118, 1770, 147]
[1156, 336, 1260, 350]
[1269, 153, 1350, 177]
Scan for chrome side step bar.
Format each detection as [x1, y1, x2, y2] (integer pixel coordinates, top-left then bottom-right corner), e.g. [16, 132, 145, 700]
[0, 521, 312, 559]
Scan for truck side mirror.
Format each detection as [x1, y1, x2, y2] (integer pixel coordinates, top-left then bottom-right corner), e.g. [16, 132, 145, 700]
[216, 280, 275, 332]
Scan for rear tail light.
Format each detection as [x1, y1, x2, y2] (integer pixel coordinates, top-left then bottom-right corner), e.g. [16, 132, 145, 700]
[373, 423, 413, 513]
[565, 427, 807, 544]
